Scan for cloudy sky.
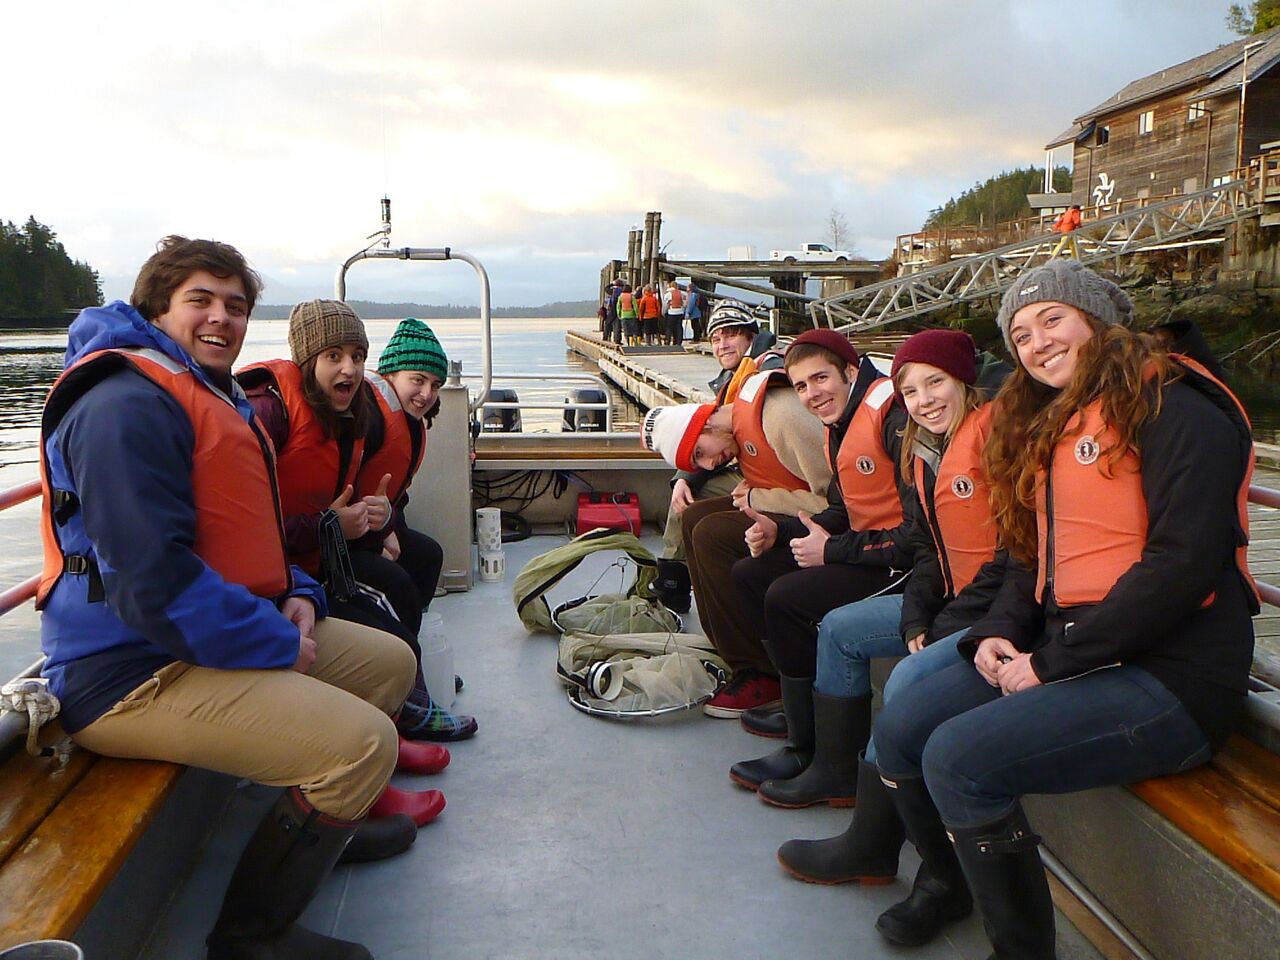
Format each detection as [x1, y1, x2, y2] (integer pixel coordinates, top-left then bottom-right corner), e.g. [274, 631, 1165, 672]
[3, 1, 1239, 307]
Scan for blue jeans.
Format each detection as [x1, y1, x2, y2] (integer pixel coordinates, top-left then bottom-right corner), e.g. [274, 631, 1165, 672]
[873, 661, 1212, 828]
[867, 628, 966, 764]
[815, 596, 967, 763]
[814, 595, 906, 699]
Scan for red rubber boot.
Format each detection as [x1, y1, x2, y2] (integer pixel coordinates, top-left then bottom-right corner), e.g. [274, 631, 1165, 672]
[397, 737, 450, 774]
[368, 785, 446, 827]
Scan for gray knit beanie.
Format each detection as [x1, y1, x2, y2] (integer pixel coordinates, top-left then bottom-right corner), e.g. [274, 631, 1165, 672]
[995, 260, 1132, 354]
[287, 299, 370, 366]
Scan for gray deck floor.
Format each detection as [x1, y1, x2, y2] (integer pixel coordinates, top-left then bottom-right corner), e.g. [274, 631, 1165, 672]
[141, 534, 1104, 960]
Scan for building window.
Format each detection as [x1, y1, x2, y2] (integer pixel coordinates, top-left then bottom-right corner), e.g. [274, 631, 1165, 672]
[1212, 175, 1231, 187]
[1188, 101, 1207, 122]
[1139, 110, 1155, 135]
[1098, 125, 1110, 145]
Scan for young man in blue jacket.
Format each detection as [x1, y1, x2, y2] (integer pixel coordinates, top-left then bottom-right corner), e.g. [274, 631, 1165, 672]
[37, 236, 416, 960]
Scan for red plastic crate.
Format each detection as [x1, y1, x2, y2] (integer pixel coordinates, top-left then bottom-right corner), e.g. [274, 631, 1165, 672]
[576, 492, 641, 535]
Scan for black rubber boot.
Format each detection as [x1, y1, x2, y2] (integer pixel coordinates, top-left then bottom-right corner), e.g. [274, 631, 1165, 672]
[951, 806, 1057, 960]
[338, 812, 417, 864]
[758, 692, 868, 808]
[207, 788, 372, 960]
[776, 752, 905, 883]
[875, 773, 973, 947]
[740, 702, 787, 738]
[654, 559, 691, 613]
[729, 676, 814, 790]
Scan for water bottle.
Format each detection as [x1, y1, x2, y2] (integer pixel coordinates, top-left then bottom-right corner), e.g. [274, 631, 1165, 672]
[419, 611, 455, 709]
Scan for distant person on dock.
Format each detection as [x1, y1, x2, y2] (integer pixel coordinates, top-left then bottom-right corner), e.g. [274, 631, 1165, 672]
[35, 236, 420, 960]
[616, 283, 639, 346]
[604, 278, 623, 344]
[685, 285, 705, 340]
[1050, 203, 1082, 259]
[873, 260, 1257, 959]
[652, 300, 781, 613]
[639, 283, 662, 345]
[642, 351, 830, 718]
[238, 301, 478, 745]
[663, 280, 686, 346]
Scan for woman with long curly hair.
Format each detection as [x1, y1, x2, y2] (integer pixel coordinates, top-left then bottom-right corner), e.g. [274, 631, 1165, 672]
[870, 260, 1258, 959]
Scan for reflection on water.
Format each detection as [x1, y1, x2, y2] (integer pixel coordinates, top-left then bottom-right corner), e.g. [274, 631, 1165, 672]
[0, 318, 631, 678]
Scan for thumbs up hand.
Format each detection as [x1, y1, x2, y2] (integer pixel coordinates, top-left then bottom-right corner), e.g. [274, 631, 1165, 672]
[789, 512, 829, 568]
[363, 473, 394, 531]
[330, 484, 370, 539]
[741, 503, 777, 558]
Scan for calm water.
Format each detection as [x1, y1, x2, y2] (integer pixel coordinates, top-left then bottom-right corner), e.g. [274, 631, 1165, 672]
[0, 316, 631, 678]
[2, 320, 1278, 678]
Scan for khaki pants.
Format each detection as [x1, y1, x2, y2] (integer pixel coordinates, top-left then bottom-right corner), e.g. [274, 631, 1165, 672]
[72, 618, 416, 821]
[661, 469, 743, 560]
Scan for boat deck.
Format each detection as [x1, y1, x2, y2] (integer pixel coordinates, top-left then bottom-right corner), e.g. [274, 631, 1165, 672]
[139, 534, 1103, 960]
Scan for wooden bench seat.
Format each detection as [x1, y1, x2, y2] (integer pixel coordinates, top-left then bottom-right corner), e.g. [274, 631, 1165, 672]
[1128, 733, 1280, 905]
[0, 737, 182, 948]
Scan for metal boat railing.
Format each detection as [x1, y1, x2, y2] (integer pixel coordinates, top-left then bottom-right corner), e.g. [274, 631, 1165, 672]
[463, 372, 616, 433]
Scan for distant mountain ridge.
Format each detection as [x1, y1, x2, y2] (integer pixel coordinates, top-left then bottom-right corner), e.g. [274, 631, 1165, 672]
[252, 299, 596, 320]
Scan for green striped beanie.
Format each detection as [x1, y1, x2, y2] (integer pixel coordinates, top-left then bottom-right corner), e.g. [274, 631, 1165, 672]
[378, 318, 448, 380]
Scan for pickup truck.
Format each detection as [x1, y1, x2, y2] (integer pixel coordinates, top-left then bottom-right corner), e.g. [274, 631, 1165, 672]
[769, 242, 852, 263]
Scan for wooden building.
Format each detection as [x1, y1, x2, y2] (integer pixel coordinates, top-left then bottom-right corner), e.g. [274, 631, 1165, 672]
[1044, 28, 1280, 208]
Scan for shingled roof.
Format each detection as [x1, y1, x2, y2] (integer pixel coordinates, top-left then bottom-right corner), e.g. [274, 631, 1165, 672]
[1044, 27, 1280, 150]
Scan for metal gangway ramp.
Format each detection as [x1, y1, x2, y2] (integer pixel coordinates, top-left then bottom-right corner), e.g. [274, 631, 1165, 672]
[811, 179, 1262, 332]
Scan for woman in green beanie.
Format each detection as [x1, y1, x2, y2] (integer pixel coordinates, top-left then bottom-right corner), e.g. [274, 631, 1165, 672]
[352, 318, 478, 741]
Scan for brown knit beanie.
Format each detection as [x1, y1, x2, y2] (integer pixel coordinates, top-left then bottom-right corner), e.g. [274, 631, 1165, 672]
[287, 299, 370, 366]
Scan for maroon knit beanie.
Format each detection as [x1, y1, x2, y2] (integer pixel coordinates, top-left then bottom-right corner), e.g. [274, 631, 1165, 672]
[788, 329, 859, 369]
[890, 329, 977, 386]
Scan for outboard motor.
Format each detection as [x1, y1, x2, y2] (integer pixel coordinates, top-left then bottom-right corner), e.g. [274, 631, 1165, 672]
[481, 388, 522, 433]
[562, 388, 607, 433]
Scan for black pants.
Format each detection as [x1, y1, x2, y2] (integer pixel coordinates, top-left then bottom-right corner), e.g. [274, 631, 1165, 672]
[732, 547, 904, 677]
[348, 527, 443, 640]
[395, 526, 444, 613]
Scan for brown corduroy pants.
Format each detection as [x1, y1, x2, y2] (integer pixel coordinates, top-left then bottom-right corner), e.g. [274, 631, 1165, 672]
[682, 496, 776, 676]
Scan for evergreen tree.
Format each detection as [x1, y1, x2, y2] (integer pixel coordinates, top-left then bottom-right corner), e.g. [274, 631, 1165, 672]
[923, 167, 1072, 230]
[1227, 1, 1280, 34]
[0, 217, 102, 319]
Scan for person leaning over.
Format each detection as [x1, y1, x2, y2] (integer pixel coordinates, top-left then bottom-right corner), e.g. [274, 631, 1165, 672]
[727, 329, 915, 793]
[872, 260, 1257, 959]
[36, 237, 418, 960]
[641, 360, 830, 717]
[352, 319, 454, 679]
[652, 300, 779, 613]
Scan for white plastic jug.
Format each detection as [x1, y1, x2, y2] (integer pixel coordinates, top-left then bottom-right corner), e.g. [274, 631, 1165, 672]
[420, 611, 455, 710]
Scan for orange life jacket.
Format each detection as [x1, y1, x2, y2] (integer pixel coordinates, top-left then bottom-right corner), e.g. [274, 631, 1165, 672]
[1035, 356, 1258, 609]
[731, 369, 810, 491]
[356, 372, 426, 503]
[236, 359, 365, 574]
[38, 347, 291, 606]
[617, 292, 636, 317]
[668, 287, 684, 309]
[830, 378, 904, 531]
[913, 403, 998, 596]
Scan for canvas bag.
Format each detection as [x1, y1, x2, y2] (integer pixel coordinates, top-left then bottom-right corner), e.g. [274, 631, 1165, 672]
[557, 631, 728, 715]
